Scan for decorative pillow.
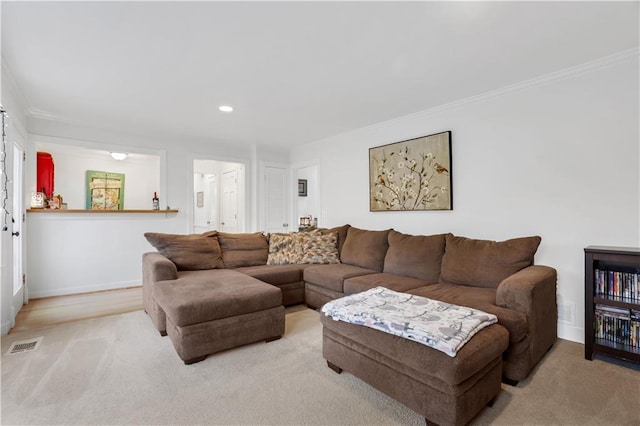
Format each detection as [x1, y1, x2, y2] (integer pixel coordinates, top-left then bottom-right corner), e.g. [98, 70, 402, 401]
[144, 232, 224, 271]
[340, 227, 390, 271]
[383, 230, 448, 282]
[317, 224, 350, 258]
[217, 232, 269, 268]
[267, 233, 303, 265]
[440, 234, 542, 288]
[300, 232, 340, 264]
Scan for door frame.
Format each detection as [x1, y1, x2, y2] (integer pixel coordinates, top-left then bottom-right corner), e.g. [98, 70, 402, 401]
[188, 153, 249, 234]
[4, 119, 27, 333]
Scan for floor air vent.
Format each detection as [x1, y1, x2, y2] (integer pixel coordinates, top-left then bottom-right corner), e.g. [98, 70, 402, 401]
[7, 337, 43, 355]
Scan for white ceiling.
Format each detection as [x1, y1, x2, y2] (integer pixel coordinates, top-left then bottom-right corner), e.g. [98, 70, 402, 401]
[2, 1, 638, 149]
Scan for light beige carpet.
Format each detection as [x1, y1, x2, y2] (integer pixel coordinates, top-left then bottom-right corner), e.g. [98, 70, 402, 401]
[1, 308, 639, 425]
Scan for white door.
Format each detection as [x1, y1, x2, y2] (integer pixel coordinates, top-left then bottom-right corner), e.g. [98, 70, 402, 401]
[12, 142, 25, 317]
[264, 165, 289, 233]
[221, 170, 238, 232]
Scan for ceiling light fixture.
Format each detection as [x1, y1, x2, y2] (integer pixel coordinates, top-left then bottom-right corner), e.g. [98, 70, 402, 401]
[111, 152, 128, 161]
[219, 105, 233, 112]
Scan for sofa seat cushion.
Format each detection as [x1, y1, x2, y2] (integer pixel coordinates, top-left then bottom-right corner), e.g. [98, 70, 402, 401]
[407, 284, 528, 343]
[304, 264, 377, 293]
[343, 273, 434, 296]
[383, 230, 448, 281]
[154, 269, 281, 327]
[340, 227, 390, 271]
[440, 234, 541, 289]
[235, 264, 310, 286]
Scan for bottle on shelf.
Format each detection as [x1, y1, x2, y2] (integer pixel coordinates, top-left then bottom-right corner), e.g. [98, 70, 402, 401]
[152, 192, 159, 210]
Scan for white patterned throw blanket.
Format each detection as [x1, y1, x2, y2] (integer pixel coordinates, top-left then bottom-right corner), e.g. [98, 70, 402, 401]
[321, 287, 497, 357]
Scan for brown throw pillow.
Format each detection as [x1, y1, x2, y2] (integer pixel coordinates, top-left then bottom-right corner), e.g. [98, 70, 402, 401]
[383, 230, 447, 282]
[340, 227, 390, 271]
[217, 232, 269, 268]
[440, 234, 542, 288]
[144, 232, 224, 271]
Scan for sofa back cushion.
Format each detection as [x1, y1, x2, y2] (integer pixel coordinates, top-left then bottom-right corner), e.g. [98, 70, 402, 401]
[340, 227, 390, 271]
[144, 232, 224, 271]
[217, 232, 269, 268]
[440, 234, 541, 288]
[383, 230, 447, 282]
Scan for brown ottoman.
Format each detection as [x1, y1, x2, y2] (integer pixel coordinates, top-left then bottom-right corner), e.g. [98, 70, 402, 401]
[154, 270, 285, 364]
[321, 315, 509, 426]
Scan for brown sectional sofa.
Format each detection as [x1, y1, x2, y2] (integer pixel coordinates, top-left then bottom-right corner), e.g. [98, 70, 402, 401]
[143, 225, 557, 423]
[143, 224, 556, 383]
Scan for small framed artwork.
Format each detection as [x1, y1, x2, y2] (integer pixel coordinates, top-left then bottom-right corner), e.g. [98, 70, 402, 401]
[196, 191, 204, 208]
[298, 179, 308, 197]
[86, 170, 125, 210]
[369, 130, 452, 211]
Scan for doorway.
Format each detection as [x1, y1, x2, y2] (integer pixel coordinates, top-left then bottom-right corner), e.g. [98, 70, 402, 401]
[294, 164, 320, 230]
[193, 159, 245, 234]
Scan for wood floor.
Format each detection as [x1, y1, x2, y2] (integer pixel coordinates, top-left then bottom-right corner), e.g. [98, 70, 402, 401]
[10, 287, 143, 334]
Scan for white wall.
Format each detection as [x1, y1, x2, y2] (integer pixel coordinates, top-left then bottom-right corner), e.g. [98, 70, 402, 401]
[22, 116, 278, 299]
[291, 51, 640, 343]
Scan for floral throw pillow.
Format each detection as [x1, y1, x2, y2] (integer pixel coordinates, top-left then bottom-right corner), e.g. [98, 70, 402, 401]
[267, 233, 303, 265]
[267, 232, 340, 265]
[300, 232, 340, 264]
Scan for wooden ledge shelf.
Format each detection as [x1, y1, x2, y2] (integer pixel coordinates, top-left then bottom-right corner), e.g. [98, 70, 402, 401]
[27, 209, 179, 214]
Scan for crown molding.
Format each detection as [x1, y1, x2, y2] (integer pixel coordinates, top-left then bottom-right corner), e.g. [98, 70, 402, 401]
[1, 58, 30, 115]
[325, 47, 640, 143]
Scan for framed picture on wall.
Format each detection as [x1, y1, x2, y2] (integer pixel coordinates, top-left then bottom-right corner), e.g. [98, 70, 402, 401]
[86, 170, 125, 210]
[298, 179, 307, 197]
[369, 130, 452, 211]
[196, 191, 204, 208]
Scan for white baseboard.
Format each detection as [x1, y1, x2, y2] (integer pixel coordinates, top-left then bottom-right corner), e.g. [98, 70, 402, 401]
[558, 324, 584, 344]
[1, 320, 12, 336]
[29, 281, 141, 299]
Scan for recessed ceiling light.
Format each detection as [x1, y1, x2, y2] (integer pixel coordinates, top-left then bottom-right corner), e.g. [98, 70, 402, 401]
[219, 105, 233, 112]
[111, 152, 128, 161]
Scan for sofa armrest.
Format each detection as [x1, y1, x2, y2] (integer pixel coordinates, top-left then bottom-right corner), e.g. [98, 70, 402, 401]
[496, 265, 556, 315]
[143, 252, 178, 283]
[496, 265, 557, 366]
[142, 252, 178, 334]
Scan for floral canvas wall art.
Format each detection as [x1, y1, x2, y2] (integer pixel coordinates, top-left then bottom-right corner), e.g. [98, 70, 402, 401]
[369, 131, 452, 211]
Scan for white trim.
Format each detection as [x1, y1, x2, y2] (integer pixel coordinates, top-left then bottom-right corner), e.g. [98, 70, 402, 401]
[1, 320, 12, 336]
[308, 48, 640, 148]
[1, 58, 31, 116]
[558, 324, 584, 344]
[28, 281, 141, 300]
